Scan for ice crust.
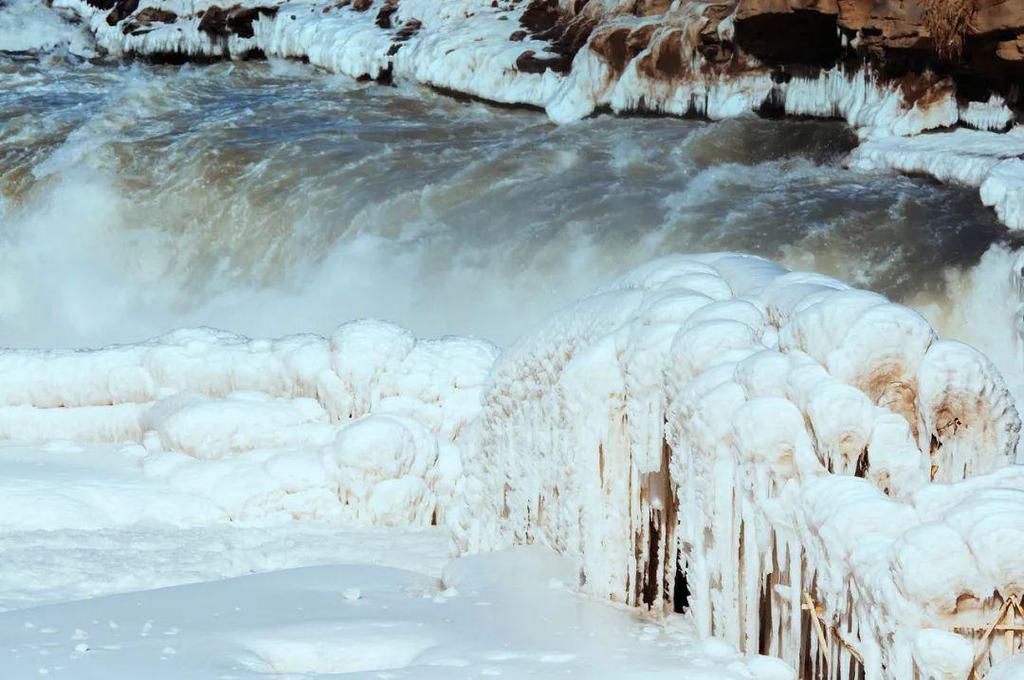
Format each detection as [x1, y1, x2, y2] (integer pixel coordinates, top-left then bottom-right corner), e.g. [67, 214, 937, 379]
[1, 254, 1022, 677]
[457, 254, 1024, 678]
[849, 127, 1024, 231]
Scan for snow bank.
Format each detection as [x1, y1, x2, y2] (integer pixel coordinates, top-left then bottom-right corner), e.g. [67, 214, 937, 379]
[849, 127, 1024, 230]
[0, 548, 789, 678]
[0, 321, 495, 526]
[456, 254, 1024, 679]
[1, 254, 1022, 676]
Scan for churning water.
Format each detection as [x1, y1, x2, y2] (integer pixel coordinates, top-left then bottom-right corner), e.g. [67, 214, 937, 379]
[0, 55, 1012, 349]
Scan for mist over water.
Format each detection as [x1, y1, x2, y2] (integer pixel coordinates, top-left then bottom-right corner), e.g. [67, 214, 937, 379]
[0, 56, 1010, 349]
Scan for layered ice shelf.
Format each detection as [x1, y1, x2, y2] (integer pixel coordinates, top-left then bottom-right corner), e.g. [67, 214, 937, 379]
[0, 254, 1022, 678]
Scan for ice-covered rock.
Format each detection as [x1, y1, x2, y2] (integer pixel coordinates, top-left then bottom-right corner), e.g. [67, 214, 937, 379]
[455, 253, 1024, 679]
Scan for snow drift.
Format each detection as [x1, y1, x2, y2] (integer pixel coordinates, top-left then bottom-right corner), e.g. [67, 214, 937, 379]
[0, 322, 495, 526]
[0, 253, 1022, 677]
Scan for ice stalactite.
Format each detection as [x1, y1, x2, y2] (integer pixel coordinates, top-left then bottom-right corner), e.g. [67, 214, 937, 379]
[460, 254, 1024, 679]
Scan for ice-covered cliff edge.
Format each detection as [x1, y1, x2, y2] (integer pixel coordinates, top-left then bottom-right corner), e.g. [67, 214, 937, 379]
[45, 0, 1016, 131]
[34, 0, 1024, 229]
[1, 254, 1022, 678]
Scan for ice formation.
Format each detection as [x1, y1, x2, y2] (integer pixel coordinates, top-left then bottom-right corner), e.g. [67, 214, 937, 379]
[850, 128, 1024, 231]
[456, 254, 1024, 679]
[0, 322, 496, 526]
[1, 254, 1021, 677]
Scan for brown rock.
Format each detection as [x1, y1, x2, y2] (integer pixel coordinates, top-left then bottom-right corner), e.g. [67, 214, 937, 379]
[105, 0, 138, 26]
[197, 5, 228, 34]
[515, 48, 572, 73]
[133, 7, 177, 23]
[736, 0, 838, 21]
[376, 1, 398, 28]
[520, 0, 559, 34]
[226, 6, 277, 38]
[973, 0, 1024, 35]
[996, 35, 1024, 61]
[198, 5, 277, 39]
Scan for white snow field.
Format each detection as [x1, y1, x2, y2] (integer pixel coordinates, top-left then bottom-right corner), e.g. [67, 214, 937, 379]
[0, 254, 1022, 679]
[0, 547, 792, 679]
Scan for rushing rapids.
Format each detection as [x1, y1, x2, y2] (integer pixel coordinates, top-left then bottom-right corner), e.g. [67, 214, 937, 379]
[20, 0, 1024, 228]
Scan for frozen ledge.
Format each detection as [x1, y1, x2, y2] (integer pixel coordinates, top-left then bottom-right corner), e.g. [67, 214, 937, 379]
[849, 127, 1024, 231]
[1, 254, 1022, 678]
[458, 254, 1024, 679]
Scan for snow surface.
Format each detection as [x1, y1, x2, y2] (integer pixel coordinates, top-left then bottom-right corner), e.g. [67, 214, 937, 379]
[0, 253, 1022, 677]
[0, 547, 791, 679]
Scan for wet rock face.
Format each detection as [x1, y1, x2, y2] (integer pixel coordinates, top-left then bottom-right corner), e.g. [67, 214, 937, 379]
[198, 5, 279, 39]
[105, 0, 138, 26]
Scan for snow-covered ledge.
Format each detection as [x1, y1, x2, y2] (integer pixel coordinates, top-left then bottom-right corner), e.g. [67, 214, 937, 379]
[849, 127, 1024, 231]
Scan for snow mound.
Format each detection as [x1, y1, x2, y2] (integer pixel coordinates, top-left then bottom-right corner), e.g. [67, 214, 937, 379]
[0, 321, 495, 527]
